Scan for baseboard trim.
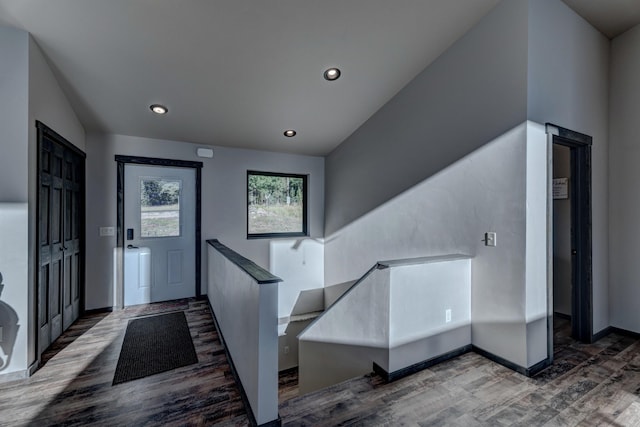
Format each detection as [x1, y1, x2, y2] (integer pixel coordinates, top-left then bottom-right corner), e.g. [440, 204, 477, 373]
[205, 298, 281, 427]
[591, 326, 613, 342]
[373, 345, 472, 383]
[609, 326, 640, 339]
[84, 306, 114, 315]
[472, 345, 550, 377]
[526, 357, 552, 376]
[553, 312, 571, 320]
[27, 360, 39, 377]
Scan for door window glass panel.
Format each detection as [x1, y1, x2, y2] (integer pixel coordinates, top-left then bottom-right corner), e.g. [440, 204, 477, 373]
[140, 178, 181, 237]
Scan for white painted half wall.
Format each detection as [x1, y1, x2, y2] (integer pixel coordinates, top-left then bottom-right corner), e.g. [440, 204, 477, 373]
[269, 238, 324, 319]
[85, 133, 324, 310]
[207, 245, 278, 425]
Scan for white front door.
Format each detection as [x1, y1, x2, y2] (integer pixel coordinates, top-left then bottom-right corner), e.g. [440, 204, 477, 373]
[124, 164, 196, 305]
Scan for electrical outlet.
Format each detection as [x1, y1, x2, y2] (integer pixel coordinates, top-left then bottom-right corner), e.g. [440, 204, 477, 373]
[283, 346, 290, 354]
[445, 309, 452, 323]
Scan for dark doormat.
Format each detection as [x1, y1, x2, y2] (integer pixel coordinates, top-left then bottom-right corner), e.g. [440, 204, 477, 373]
[113, 311, 198, 385]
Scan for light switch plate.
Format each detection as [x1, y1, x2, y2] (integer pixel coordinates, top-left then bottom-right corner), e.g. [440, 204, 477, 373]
[485, 232, 497, 247]
[100, 226, 115, 236]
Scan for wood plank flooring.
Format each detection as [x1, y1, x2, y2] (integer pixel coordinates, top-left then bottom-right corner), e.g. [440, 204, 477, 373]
[0, 298, 249, 426]
[280, 318, 640, 426]
[4, 304, 640, 426]
[279, 367, 300, 404]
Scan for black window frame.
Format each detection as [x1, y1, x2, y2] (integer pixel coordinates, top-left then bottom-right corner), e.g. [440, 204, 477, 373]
[247, 170, 308, 239]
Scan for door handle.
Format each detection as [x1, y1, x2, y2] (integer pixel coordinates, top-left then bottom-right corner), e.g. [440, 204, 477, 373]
[59, 246, 68, 251]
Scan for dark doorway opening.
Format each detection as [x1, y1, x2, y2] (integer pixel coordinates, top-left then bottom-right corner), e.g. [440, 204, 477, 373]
[547, 123, 592, 348]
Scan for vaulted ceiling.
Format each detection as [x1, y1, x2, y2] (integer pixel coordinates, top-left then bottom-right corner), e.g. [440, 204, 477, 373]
[1, 1, 638, 156]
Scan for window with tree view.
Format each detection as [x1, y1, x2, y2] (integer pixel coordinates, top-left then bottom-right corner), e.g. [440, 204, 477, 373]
[140, 178, 181, 237]
[247, 171, 307, 238]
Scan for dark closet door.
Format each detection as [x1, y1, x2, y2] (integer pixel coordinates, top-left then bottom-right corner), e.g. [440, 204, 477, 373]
[38, 123, 85, 356]
[39, 139, 64, 353]
[62, 148, 82, 330]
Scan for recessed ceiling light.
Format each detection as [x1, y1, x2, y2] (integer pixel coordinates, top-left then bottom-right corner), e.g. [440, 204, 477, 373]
[323, 67, 341, 81]
[284, 130, 297, 137]
[150, 104, 168, 115]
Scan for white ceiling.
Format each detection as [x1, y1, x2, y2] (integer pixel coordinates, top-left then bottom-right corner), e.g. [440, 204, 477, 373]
[0, 1, 639, 156]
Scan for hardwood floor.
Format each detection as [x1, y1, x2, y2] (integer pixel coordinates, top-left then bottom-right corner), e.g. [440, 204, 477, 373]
[279, 367, 300, 404]
[0, 298, 249, 426]
[4, 306, 640, 426]
[280, 317, 640, 426]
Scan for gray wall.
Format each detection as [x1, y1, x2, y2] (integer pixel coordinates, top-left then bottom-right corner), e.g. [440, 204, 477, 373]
[323, 0, 543, 369]
[28, 35, 86, 367]
[0, 26, 29, 379]
[553, 145, 571, 316]
[0, 26, 85, 379]
[324, 0, 529, 236]
[85, 133, 324, 310]
[322, 0, 608, 368]
[0, 26, 29, 202]
[324, 123, 540, 368]
[527, 0, 610, 334]
[609, 24, 640, 332]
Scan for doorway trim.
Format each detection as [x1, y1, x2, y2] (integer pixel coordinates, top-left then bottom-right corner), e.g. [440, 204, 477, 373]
[115, 155, 203, 307]
[546, 123, 593, 355]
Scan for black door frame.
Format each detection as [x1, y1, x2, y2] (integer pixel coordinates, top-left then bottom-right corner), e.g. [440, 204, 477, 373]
[115, 155, 203, 304]
[546, 123, 593, 349]
[35, 120, 86, 368]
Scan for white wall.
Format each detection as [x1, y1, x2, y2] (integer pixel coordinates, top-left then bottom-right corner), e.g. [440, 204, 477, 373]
[0, 204, 28, 378]
[527, 0, 610, 334]
[0, 26, 29, 379]
[324, 0, 529, 236]
[85, 133, 324, 309]
[269, 238, 324, 319]
[325, 123, 544, 369]
[525, 123, 548, 367]
[609, 23, 640, 332]
[322, 0, 608, 371]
